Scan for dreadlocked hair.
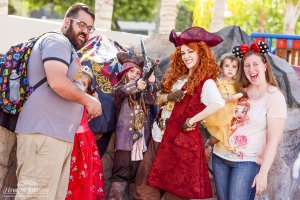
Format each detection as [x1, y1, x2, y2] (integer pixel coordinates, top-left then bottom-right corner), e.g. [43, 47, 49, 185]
[162, 41, 219, 95]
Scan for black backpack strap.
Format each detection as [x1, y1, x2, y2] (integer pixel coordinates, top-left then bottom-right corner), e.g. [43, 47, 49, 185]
[33, 77, 47, 90]
[70, 53, 73, 66]
[31, 49, 71, 90]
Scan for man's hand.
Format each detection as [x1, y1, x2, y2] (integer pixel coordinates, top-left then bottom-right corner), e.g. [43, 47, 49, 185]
[85, 95, 102, 119]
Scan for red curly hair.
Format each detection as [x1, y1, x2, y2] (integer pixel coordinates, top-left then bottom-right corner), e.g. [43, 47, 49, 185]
[162, 41, 219, 95]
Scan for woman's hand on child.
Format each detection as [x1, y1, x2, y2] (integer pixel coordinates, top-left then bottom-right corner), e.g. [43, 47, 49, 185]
[225, 92, 243, 102]
[137, 79, 147, 90]
[231, 93, 243, 100]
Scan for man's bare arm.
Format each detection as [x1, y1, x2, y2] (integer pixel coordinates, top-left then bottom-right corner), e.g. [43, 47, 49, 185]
[44, 60, 102, 118]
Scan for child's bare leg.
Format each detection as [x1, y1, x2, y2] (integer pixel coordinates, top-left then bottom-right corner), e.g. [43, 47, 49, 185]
[210, 136, 219, 145]
[205, 136, 218, 158]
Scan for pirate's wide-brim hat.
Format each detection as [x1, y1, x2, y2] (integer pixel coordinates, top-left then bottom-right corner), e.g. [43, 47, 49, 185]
[116, 52, 144, 81]
[169, 26, 223, 47]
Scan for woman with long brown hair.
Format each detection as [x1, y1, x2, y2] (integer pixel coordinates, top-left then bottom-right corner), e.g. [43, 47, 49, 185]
[146, 27, 225, 199]
[212, 42, 287, 200]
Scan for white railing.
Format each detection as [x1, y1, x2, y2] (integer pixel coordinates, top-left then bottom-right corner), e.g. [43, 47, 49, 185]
[0, 15, 146, 54]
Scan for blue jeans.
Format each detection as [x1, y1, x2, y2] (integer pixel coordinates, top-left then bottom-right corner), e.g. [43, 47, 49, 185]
[212, 154, 260, 200]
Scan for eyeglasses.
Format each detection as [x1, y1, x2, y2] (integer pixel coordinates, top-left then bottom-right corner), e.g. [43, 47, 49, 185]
[68, 18, 95, 33]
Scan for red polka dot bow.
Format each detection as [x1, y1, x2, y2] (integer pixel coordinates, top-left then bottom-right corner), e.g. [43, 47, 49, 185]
[232, 42, 269, 59]
[240, 43, 260, 55]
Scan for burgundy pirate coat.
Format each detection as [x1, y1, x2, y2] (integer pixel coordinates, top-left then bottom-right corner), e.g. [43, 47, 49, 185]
[147, 78, 213, 199]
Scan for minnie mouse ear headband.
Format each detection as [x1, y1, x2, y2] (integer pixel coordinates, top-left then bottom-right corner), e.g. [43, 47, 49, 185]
[82, 65, 93, 79]
[116, 52, 144, 81]
[232, 41, 269, 59]
[169, 26, 223, 47]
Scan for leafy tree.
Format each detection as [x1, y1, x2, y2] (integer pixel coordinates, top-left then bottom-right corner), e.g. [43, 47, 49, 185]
[8, 3, 16, 15]
[191, 0, 299, 34]
[19, 0, 95, 18]
[12, 0, 161, 31]
[192, 0, 214, 30]
[225, 0, 284, 34]
[11, 0, 300, 34]
[223, 0, 300, 34]
[112, 0, 160, 30]
[265, 0, 285, 34]
[175, 0, 193, 32]
[9, 0, 29, 16]
[283, 0, 300, 34]
[296, 20, 300, 34]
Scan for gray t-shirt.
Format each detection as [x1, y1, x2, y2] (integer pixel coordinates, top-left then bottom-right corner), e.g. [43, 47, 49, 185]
[15, 32, 84, 142]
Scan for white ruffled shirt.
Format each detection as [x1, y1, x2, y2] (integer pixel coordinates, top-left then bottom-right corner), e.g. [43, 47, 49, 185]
[152, 78, 224, 142]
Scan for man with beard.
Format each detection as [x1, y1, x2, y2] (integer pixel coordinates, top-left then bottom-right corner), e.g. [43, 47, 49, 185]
[14, 3, 102, 199]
